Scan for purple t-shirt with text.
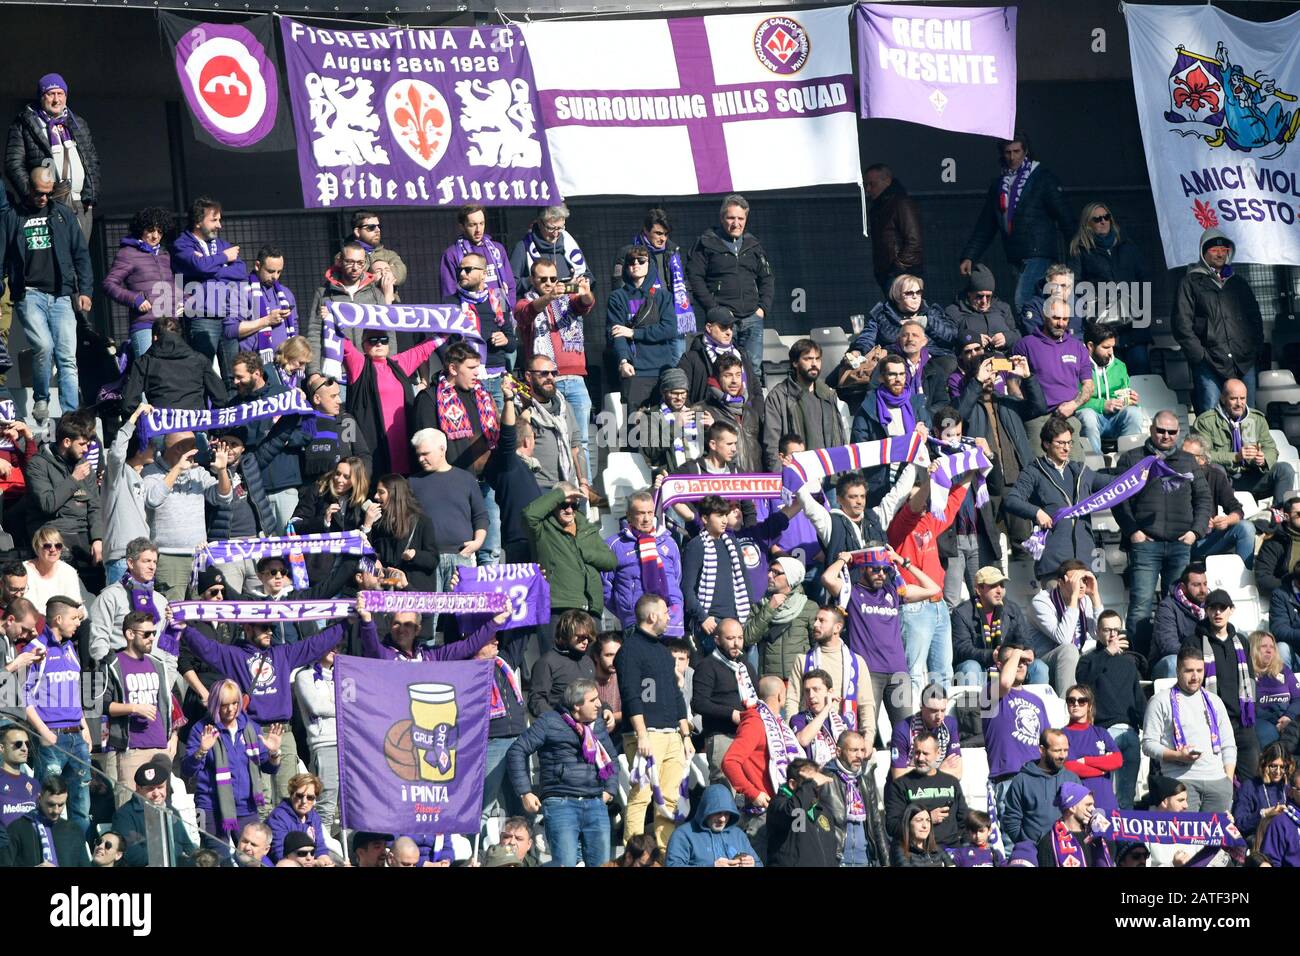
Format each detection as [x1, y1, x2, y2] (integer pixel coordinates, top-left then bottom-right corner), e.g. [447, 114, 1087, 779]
[117, 654, 168, 751]
[1011, 331, 1090, 409]
[845, 582, 907, 676]
[982, 686, 1048, 779]
[0, 769, 37, 826]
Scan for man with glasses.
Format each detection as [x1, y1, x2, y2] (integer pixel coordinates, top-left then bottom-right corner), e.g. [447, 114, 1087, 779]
[1012, 297, 1093, 463]
[2, 776, 90, 866]
[112, 755, 198, 867]
[525, 481, 616, 624]
[350, 210, 407, 297]
[1115, 411, 1212, 640]
[450, 253, 515, 410]
[946, 263, 1019, 352]
[104, 611, 174, 801]
[0, 563, 28, 611]
[440, 203, 513, 299]
[514, 259, 595, 485]
[0, 726, 37, 827]
[91, 831, 123, 867]
[850, 354, 931, 506]
[519, 353, 591, 496]
[267, 771, 335, 865]
[0, 164, 92, 420]
[306, 240, 396, 369]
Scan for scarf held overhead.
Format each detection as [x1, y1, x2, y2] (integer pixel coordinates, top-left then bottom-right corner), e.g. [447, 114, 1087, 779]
[782, 435, 929, 494]
[321, 302, 485, 382]
[928, 439, 993, 519]
[191, 531, 374, 589]
[356, 590, 507, 615]
[139, 389, 315, 442]
[655, 473, 783, 513]
[169, 599, 357, 623]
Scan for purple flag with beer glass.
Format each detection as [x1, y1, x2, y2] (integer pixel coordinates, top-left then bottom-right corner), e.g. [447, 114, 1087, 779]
[335, 655, 493, 835]
[856, 4, 1017, 139]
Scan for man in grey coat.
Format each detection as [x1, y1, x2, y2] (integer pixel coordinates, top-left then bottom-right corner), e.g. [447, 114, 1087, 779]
[762, 338, 845, 472]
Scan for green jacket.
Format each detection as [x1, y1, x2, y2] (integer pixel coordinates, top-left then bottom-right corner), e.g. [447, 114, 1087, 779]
[524, 486, 617, 614]
[1191, 406, 1278, 476]
[1080, 356, 1131, 416]
[742, 589, 818, 680]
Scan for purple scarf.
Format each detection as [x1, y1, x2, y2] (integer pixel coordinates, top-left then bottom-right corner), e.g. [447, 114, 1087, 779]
[1173, 583, 1206, 621]
[1050, 588, 1088, 649]
[874, 386, 916, 438]
[1170, 687, 1224, 754]
[561, 712, 615, 780]
[632, 233, 696, 334]
[1215, 405, 1246, 453]
[456, 235, 508, 294]
[1000, 159, 1038, 232]
[904, 347, 930, 396]
[42, 108, 75, 148]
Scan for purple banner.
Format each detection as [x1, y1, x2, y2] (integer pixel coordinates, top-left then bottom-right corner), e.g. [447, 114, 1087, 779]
[453, 564, 550, 630]
[357, 590, 506, 615]
[335, 655, 492, 835]
[279, 19, 558, 209]
[856, 4, 1017, 139]
[1104, 809, 1246, 848]
[139, 389, 314, 443]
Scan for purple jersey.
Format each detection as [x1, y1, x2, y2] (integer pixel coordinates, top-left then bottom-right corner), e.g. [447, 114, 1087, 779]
[890, 714, 961, 769]
[845, 582, 907, 676]
[116, 654, 168, 751]
[983, 686, 1047, 779]
[1257, 668, 1300, 709]
[755, 499, 822, 572]
[0, 769, 37, 826]
[1063, 723, 1119, 814]
[948, 844, 1003, 867]
[24, 629, 82, 729]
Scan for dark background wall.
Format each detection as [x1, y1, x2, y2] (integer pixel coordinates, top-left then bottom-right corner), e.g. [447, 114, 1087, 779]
[2, 0, 1298, 375]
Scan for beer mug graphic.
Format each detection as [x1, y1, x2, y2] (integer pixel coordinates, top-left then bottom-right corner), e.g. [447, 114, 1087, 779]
[408, 683, 458, 782]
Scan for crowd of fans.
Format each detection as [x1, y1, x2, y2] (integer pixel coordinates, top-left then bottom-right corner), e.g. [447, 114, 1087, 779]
[0, 76, 1297, 868]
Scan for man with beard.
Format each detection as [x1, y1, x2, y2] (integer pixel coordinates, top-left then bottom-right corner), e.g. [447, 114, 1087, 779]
[521, 353, 591, 496]
[952, 565, 1044, 685]
[762, 339, 844, 471]
[823, 729, 888, 866]
[449, 252, 516, 408]
[2, 776, 90, 866]
[822, 546, 940, 729]
[850, 354, 931, 505]
[789, 607, 874, 757]
[1001, 728, 1082, 846]
[891, 321, 951, 411]
[440, 203, 512, 299]
[696, 353, 763, 474]
[945, 263, 1019, 351]
[884, 731, 968, 850]
[630, 367, 703, 474]
[692, 618, 759, 782]
[170, 196, 248, 384]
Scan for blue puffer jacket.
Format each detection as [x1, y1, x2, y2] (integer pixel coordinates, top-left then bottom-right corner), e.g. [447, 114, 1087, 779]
[607, 257, 679, 379]
[666, 784, 762, 867]
[505, 709, 619, 801]
[602, 524, 684, 633]
[853, 298, 959, 357]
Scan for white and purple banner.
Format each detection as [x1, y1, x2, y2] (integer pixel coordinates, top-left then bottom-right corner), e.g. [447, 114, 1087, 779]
[856, 4, 1017, 139]
[655, 474, 784, 513]
[321, 302, 484, 383]
[522, 7, 861, 196]
[170, 599, 356, 623]
[279, 19, 558, 209]
[1127, 4, 1300, 266]
[191, 530, 374, 589]
[139, 389, 314, 443]
[357, 590, 507, 615]
[453, 564, 550, 630]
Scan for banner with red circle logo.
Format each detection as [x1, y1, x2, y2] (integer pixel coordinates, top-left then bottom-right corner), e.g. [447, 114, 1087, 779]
[162, 13, 295, 152]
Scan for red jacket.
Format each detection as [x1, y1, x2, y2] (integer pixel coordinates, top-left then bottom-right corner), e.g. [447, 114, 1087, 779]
[513, 293, 594, 378]
[722, 706, 774, 805]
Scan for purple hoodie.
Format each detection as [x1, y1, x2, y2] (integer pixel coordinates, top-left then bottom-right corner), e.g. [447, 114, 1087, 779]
[602, 525, 685, 635]
[103, 238, 175, 333]
[1011, 329, 1090, 409]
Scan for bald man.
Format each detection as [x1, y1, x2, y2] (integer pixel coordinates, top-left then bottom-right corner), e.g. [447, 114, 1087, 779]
[1192, 378, 1294, 505]
[722, 674, 798, 863]
[391, 836, 423, 867]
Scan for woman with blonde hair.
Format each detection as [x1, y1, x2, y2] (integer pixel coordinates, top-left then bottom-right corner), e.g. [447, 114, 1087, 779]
[291, 456, 377, 536]
[24, 525, 89, 607]
[273, 335, 312, 391]
[1251, 630, 1300, 749]
[850, 272, 959, 361]
[1067, 200, 1150, 373]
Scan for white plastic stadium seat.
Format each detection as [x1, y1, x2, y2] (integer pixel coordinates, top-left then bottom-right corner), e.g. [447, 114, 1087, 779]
[601, 452, 652, 507]
[1259, 369, 1297, 390]
[1205, 554, 1250, 593]
[959, 747, 990, 811]
[1233, 492, 1260, 519]
[1116, 433, 1145, 455]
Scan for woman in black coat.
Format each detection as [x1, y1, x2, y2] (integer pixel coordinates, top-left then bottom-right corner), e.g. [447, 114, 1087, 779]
[1069, 201, 1149, 373]
[291, 456, 377, 579]
[368, 474, 438, 593]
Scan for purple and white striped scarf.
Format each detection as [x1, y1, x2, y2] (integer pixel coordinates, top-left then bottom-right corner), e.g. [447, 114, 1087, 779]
[1202, 632, 1256, 728]
[192, 530, 373, 589]
[632, 233, 696, 334]
[320, 302, 485, 383]
[1170, 686, 1224, 754]
[247, 280, 297, 359]
[560, 712, 615, 781]
[139, 389, 315, 442]
[356, 590, 506, 615]
[170, 599, 356, 623]
[757, 701, 804, 797]
[928, 439, 992, 519]
[629, 753, 691, 823]
[781, 434, 929, 493]
[1022, 455, 1194, 560]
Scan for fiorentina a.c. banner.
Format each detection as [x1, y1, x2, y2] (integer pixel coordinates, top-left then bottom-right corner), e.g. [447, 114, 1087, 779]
[335, 655, 492, 835]
[1127, 4, 1300, 266]
[279, 18, 559, 208]
[521, 7, 861, 196]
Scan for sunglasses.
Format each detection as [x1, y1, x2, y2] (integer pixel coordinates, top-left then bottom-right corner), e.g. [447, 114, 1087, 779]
[364, 336, 390, 346]
[627, 257, 649, 265]
[204, 586, 225, 597]
[459, 266, 483, 274]
[264, 567, 290, 577]
[1091, 213, 1112, 223]
[130, 628, 158, 638]
[535, 276, 560, 285]
[5, 739, 29, 749]
[900, 290, 923, 298]
[529, 369, 557, 378]
[359, 223, 381, 230]
[1154, 427, 1179, 436]
[558, 499, 583, 511]
[291, 792, 317, 802]
[305, 376, 338, 401]
[1066, 696, 1090, 705]
[41, 542, 64, 552]
[292, 848, 315, 857]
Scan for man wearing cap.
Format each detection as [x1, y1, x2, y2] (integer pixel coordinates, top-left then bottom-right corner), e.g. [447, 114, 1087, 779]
[952, 566, 1045, 685]
[685, 194, 773, 377]
[945, 263, 1020, 351]
[1001, 728, 1083, 846]
[1141, 645, 1236, 812]
[5, 74, 100, 239]
[1192, 378, 1295, 507]
[112, 755, 198, 867]
[104, 611, 174, 802]
[351, 831, 392, 867]
[1036, 782, 1110, 867]
[603, 490, 684, 637]
[1186, 588, 1260, 781]
[482, 842, 523, 867]
[677, 306, 761, 412]
[629, 367, 704, 473]
[1173, 229, 1264, 414]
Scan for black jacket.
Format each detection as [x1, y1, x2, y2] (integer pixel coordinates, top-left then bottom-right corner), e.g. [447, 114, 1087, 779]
[1114, 442, 1213, 544]
[868, 178, 924, 279]
[691, 652, 757, 738]
[27, 443, 103, 542]
[483, 422, 543, 557]
[368, 515, 439, 592]
[528, 644, 595, 718]
[961, 163, 1073, 265]
[945, 297, 1021, 351]
[696, 387, 764, 474]
[5, 103, 101, 206]
[954, 374, 1046, 476]
[2, 813, 91, 867]
[685, 228, 774, 318]
[1185, 621, 1257, 726]
[767, 778, 839, 867]
[123, 330, 228, 412]
[1070, 237, 1150, 345]
[1172, 230, 1263, 378]
[0, 190, 93, 300]
[1004, 456, 1103, 578]
[1257, 525, 1300, 600]
[1075, 648, 1146, 729]
[951, 597, 1037, 670]
[884, 768, 968, 848]
[676, 335, 761, 412]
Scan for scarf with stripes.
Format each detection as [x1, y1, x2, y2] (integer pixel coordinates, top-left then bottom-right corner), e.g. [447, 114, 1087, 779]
[1202, 631, 1256, 728]
[698, 533, 750, 623]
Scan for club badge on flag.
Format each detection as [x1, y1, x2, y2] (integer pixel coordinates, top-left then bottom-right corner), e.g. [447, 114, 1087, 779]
[521, 6, 861, 197]
[161, 14, 294, 152]
[335, 655, 493, 835]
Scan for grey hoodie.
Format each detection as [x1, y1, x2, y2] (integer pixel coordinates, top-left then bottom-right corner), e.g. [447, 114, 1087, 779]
[102, 425, 150, 561]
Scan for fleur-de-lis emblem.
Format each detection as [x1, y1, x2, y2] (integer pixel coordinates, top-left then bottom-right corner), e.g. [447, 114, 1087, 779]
[1173, 65, 1222, 114]
[1193, 198, 1220, 230]
[385, 80, 452, 171]
[765, 28, 797, 62]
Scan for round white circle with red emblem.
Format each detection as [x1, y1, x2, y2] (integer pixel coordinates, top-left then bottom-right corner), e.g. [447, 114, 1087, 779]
[753, 17, 811, 75]
[176, 24, 279, 148]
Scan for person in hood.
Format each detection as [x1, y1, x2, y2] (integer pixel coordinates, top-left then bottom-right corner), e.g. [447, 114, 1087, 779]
[602, 490, 684, 637]
[102, 206, 176, 358]
[665, 783, 760, 867]
[122, 316, 227, 413]
[1001, 728, 1083, 846]
[1173, 228, 1264, 414]
[945, 263, 1020, 352]
[959, 133, 1074, 312]
[607, 244, 678, 413]
[866, 164, 924, 298]
[5, 73, 100, 239]
[892, 804, 955, 867]
[767, 758, 840, 867]
[852, 274, 959, 360]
